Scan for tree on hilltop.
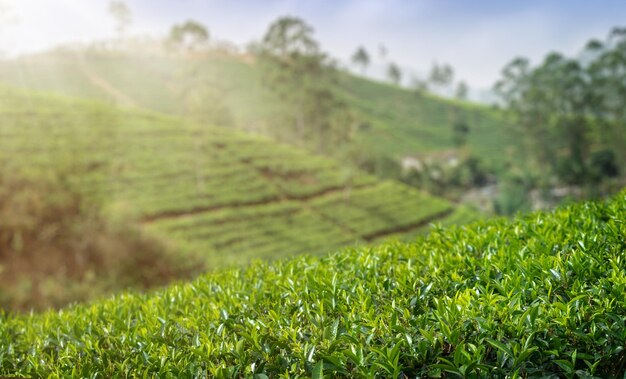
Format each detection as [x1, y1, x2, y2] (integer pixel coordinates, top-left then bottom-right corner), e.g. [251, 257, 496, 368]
[256, 16, 354, 152]
[169, 20, 210, 51]
[108, 1, 132, 36]
[455, 81, 469, 100]
[351, 46, 370, 74]
[260, 16, 319, 58]
[387, 62, 402, 85]
[429, 63, 454, 96]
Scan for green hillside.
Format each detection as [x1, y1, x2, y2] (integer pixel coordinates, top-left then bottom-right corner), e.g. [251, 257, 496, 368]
[1, 190, 623, 377]
[0, 51, 513, 169]
[0, 86, 475, 268]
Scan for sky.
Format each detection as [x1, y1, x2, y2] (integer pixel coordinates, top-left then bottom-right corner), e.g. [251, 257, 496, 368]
[0, 0, 625, 92]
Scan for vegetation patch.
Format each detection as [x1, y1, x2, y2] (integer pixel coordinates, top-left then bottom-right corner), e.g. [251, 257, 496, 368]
[0, 166, 203, 311]
[0, 87, 477, 269]
[1, 192, 624, 377]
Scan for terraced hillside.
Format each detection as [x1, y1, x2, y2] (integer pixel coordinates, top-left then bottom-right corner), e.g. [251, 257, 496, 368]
[0, 86, 476, 267]
[0, 51, 513, 170]
[1, 189, 624, 377]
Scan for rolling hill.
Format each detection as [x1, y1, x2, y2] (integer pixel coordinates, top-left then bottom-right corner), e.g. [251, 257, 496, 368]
[1, 189, 623, 377]
[0, 85, 477, 269]
[0, 49, 515, 171]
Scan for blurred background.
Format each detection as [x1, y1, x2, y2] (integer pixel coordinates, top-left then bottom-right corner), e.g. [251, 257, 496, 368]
[0, 0, 624, 311]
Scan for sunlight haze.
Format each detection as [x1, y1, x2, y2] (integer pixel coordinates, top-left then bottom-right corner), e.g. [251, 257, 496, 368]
[1, 0, 625, 89]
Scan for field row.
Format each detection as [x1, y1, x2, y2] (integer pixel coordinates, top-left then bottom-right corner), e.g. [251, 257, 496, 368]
[0, 87, 461, 264]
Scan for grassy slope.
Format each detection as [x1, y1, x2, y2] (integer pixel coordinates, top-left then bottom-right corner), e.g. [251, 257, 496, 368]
[1, 192, 624, 377]
[0, 86, 477, 268]
[0, 51, 514, 169]
[340, 74, 514, 165]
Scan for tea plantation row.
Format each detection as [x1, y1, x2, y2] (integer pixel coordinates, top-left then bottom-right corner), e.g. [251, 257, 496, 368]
[1, 191, 624, 377]
[0, 87, 476, 267]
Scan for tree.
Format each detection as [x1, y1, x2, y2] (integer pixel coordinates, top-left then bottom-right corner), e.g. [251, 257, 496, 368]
[452, 120, 470, 147]
[177, 66, 233, 128]
[585, 27, 626, 165]
[429, 63, 454, 96]
[494, 28, 626, 187]
[169, 20, 210, 51]
[496, 53, 591, 184]
[351, 46, 370, 74]
[256, 16, 354, 152]
[260, 16, 319, 58]
[387, 62, 402, 85]
[411, 77, 429, 97]
[108, 1, 132, 36]
[455, 81, 469, 100]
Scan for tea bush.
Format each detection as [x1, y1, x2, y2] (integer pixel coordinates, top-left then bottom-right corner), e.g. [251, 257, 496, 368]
[1, 191, 624, 377]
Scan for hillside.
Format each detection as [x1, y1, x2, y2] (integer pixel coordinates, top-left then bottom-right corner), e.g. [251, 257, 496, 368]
[0, 86, 476, 269]
[1, 191, 624, 377]
[0, 50, 514, 170]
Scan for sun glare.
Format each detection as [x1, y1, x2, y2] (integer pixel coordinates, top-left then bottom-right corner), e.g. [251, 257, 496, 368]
[0, 0, 111, 56]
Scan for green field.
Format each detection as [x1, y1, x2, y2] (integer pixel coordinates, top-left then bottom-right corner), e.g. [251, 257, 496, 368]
[0, 51, 514, 169]
[1, 190, 623, 377]
[0, 86, 478, 268]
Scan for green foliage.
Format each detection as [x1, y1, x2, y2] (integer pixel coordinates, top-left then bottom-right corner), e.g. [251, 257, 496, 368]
[588, 149, 619, 183]
[176, 64, 234, 127]
[402, 153, 490, 198]
[0, 86, 467, 271]
[0, 45, 514, 179]
[351, 46, 370, 74]
[0, 163, 201, 311]
[387, 62, 402, 85]
[452, 120, 470, 147]
[1, 192, 624, 377]
[255, 16, 355, 153]
[493, 172, 533, 216]
[428, 62, 454, 95]
[495, 27, 626, 187]
[455, 81, 469, 100]
[168, 20, 210, 51]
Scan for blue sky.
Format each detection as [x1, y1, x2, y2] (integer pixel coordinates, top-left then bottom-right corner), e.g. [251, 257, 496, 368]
[1, 0, 625, 90]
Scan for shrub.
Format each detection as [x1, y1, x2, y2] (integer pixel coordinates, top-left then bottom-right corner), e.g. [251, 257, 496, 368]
[0, 191, 624, 377]
[0, 166, 203, 311]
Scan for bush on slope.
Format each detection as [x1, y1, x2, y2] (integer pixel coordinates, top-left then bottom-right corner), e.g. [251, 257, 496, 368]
[0, 192, 625, 378]
[0, 166, 202, 311]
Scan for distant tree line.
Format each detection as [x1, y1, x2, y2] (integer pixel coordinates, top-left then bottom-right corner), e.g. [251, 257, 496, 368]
[495, 27, 625, 189]
[349, 46, 470, 101]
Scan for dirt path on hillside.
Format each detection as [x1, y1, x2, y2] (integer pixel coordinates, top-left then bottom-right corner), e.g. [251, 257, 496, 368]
[76, 57, 139, 108]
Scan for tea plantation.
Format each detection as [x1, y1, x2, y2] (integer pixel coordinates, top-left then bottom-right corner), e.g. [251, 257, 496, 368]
[0, 52, 513, 169]
[0, 86, 474, 268]
[0, 190, 623, 377]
